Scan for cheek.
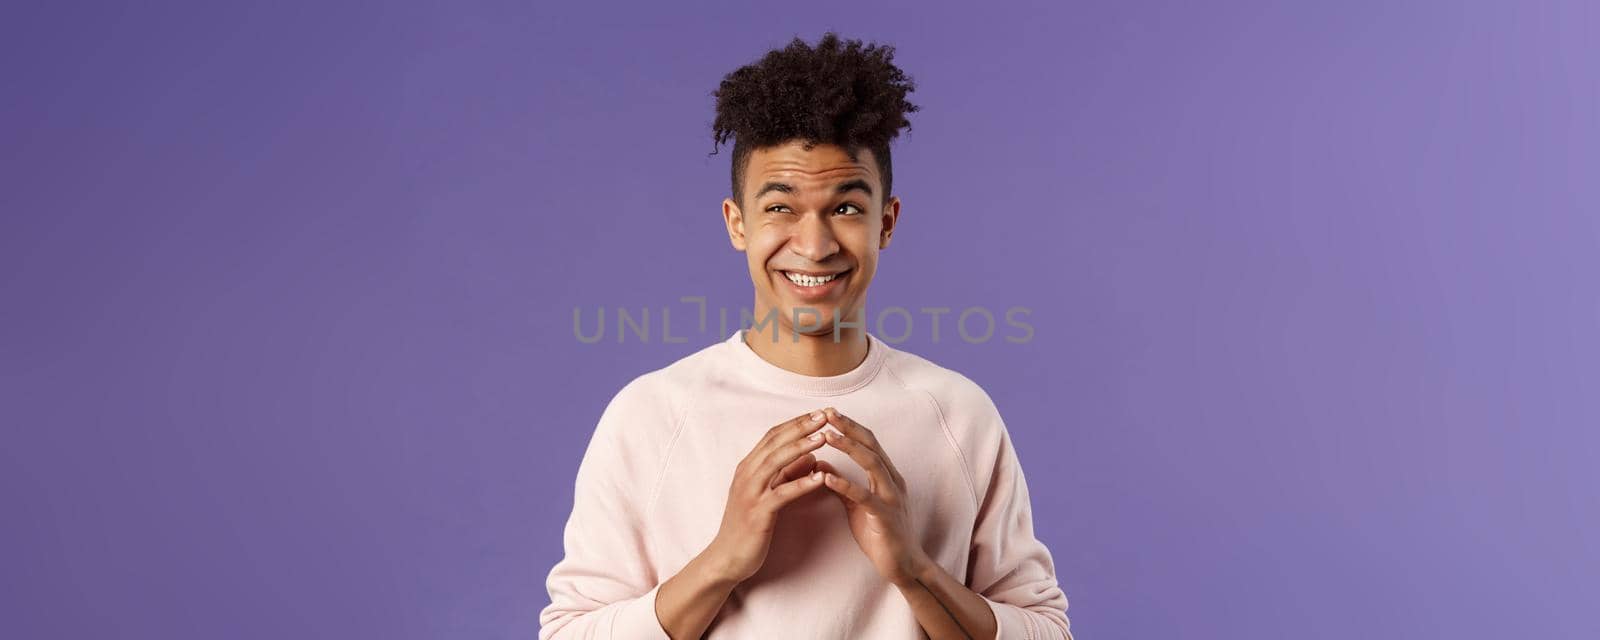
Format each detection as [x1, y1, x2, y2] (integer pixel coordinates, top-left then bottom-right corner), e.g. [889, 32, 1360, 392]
[745, 236, 784, 265]
[850, 256, 878, 284]
[853, 263, 875, 284]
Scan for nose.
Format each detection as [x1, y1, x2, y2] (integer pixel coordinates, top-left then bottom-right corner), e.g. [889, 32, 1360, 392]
[788, 211, 841, 263]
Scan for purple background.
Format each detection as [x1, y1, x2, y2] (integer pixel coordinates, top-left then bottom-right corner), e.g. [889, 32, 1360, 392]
[3, 1, 1596, 638]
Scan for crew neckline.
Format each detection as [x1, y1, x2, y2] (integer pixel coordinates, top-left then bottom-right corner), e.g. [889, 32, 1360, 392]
[725, 328, 889, 396]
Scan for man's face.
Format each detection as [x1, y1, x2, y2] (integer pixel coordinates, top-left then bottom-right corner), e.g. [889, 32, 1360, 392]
[723, 139, 900, 339]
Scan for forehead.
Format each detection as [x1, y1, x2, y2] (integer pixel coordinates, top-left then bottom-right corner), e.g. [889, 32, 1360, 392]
[745, 141, 880, 196]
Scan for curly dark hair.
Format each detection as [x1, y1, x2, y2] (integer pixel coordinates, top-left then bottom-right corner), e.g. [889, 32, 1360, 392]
[711, 32, 919, 208]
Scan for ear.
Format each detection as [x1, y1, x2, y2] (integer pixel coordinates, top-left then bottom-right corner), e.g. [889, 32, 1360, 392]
[723, 197, 748, 251]
[879, 195, 900, 250]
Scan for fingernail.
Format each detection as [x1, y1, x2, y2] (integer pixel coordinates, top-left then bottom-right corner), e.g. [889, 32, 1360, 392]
[810, 411, 825, 423]
[812, 470, 822, 480]
[808, 432, 823, 441]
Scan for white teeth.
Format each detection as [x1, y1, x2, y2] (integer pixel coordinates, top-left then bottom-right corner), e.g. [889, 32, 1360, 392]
[784, 271, 842, 287]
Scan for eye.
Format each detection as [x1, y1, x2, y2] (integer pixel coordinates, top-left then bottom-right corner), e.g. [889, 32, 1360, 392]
[766, 204, 794, 214]
[834, 203, 865, 215]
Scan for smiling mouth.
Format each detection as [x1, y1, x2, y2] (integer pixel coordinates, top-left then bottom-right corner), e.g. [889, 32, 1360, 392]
[779, 269, 850, 287]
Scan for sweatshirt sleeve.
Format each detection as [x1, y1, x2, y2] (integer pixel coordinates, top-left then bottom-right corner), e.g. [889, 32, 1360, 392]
[538, 376, 674, 640]
[964, 393, 1075, 640]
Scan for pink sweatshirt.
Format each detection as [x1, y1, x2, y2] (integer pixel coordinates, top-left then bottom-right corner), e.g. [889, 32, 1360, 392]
[539, 330, 1074, 639]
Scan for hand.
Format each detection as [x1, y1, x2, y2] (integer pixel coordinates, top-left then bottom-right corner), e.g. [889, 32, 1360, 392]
[704, 410, 832, 584]
[813, 407, 932, 587]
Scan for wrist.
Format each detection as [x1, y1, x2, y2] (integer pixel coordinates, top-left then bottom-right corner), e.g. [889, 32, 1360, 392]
[892, 550, 938, 589]
[694, 541, 747, 589]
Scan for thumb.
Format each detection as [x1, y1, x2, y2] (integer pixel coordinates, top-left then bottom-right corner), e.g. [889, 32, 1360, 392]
[813, 460, 851, 506]
[770, 453, 818, 489]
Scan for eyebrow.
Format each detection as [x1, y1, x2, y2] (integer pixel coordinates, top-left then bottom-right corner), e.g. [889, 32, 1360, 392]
[754, 179, 874, 200]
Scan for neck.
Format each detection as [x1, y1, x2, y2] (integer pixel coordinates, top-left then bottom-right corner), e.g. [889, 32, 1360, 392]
[742, 312, 870, 377]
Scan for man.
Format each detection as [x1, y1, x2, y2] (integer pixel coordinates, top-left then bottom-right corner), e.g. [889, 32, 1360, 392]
[539, 33, 1073, 639]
